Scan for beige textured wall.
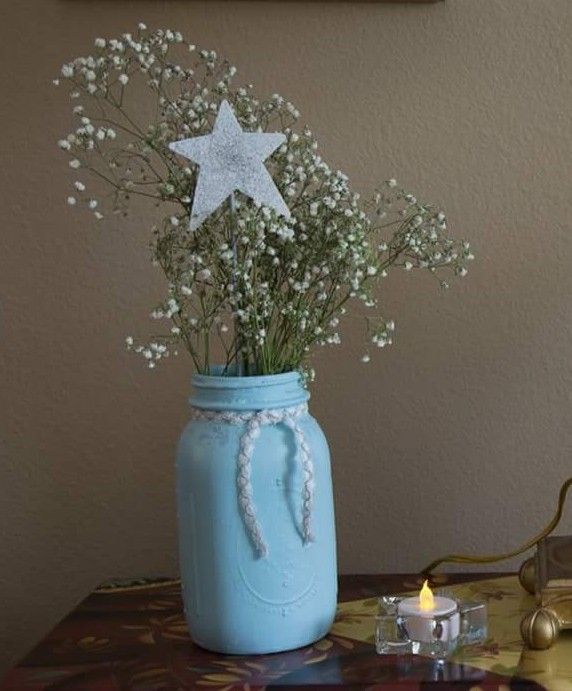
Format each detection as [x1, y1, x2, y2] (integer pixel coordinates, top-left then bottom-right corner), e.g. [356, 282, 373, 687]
[2, 0, 572, 674]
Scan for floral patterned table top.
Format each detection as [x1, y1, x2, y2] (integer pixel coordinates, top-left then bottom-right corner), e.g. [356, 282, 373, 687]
[1, 573, 564, 690]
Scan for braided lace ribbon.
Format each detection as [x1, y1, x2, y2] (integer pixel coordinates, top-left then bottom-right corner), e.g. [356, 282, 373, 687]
[190, 403, 314, 557]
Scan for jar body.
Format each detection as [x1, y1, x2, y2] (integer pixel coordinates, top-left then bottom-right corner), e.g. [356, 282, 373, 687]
[176, 370, 337, 654]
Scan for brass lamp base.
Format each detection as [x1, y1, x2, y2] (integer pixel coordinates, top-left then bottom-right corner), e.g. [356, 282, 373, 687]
[519, 536, 572, 650]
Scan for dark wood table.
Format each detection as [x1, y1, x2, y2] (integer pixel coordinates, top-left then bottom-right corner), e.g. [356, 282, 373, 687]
[1, 574, 544, 690]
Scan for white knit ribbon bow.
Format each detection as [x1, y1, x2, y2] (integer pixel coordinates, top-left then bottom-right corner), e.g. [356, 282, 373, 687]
[190, 403, 314, 557]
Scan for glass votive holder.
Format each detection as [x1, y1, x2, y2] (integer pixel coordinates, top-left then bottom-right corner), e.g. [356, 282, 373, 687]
[375, 595, 488, 660]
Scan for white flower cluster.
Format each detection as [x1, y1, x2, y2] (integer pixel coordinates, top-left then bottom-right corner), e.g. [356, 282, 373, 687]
[56, 25, 472, 376]
[125, 335, 175, 369]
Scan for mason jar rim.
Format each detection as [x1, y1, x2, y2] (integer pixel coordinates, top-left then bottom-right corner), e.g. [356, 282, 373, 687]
[192, 367, 300, 390]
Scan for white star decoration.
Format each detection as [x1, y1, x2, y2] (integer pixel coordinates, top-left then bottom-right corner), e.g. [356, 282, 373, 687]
[169, 100, 291, 230]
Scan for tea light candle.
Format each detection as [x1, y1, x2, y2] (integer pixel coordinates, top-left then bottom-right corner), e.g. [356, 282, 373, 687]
[397, 581, 460, 643]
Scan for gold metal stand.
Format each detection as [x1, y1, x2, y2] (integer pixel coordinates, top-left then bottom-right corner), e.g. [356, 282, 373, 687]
[519, 536, 572, 650]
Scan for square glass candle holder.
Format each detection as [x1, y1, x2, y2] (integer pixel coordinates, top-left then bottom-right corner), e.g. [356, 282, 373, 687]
[375, 594, 487, 660]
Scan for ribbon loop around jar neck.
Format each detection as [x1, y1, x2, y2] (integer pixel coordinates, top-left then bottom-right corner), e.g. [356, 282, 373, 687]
[190, 403, 314, 557]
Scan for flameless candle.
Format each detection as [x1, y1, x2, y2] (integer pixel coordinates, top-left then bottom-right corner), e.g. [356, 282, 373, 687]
[397, 581, 460, 643]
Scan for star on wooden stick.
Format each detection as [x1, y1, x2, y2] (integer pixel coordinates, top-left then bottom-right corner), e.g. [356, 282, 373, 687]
[169, 100, 291, 230]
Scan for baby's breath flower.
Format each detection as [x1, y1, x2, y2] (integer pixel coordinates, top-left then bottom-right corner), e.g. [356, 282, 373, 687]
[56, 25, 471, 376]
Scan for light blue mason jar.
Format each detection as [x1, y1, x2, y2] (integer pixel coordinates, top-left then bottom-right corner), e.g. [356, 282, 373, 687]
[176, 368, 338, 654]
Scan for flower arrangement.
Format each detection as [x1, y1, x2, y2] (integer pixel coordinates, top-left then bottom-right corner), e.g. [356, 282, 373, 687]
[56, 24, 473, 378]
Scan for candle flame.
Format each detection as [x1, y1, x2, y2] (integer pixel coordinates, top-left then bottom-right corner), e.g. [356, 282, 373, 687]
[419, 580, 435, 611]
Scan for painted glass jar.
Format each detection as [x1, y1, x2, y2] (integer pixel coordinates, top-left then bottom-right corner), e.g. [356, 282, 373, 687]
[176, 369, 337, 654]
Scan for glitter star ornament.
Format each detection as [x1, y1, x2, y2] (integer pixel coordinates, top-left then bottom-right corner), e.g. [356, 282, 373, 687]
[169, 100, 291, 230]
